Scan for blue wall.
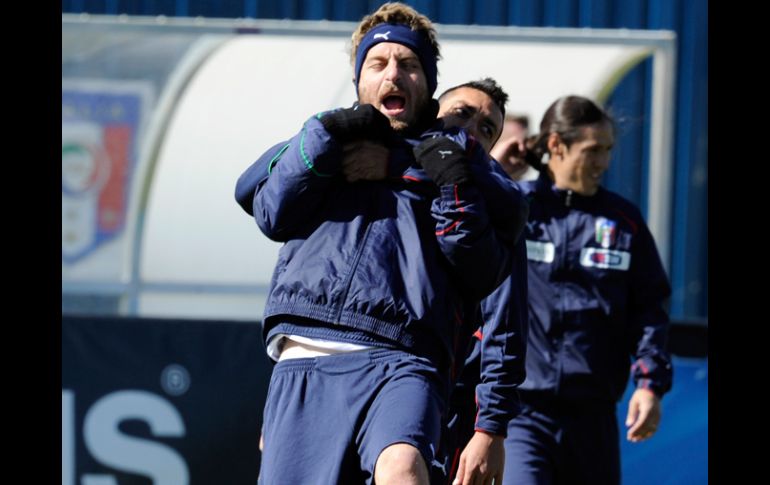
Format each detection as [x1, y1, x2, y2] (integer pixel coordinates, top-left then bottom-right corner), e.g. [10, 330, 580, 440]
[61, 0, 708, 321]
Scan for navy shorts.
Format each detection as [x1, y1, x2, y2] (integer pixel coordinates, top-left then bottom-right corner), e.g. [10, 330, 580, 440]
[259, 348, 446, 485]
[503, 396, 620, 485]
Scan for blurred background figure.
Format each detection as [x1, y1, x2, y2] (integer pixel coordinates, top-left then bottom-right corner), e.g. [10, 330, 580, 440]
[490, 113, 532, 180]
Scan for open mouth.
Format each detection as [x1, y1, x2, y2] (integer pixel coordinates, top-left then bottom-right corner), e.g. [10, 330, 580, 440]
[380, 94, 406, 116]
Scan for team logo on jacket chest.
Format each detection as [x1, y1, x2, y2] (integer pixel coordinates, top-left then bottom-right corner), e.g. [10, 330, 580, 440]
[580, 248, 631, 270]
[595, 217, 617, 248]
[526, 240, 555, 263]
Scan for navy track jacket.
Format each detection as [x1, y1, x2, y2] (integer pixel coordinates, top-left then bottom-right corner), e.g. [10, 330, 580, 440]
[515, 173, 673, 402]
[235, 112, 529, 435]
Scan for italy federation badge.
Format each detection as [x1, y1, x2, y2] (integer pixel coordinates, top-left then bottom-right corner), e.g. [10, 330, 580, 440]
[595, 217, 617, 249]
[62, 80, 153, 264]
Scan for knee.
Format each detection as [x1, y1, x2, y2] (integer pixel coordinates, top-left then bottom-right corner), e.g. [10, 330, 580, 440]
[374, 443, 429, 485]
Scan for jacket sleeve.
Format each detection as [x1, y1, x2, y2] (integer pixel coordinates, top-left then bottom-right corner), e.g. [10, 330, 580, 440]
[627, 220, 674, 397]
[234, 141, 289, 216]
[473, 237, 528, 436]
[431, 136, 529, 300]
[470, 150, 529, 244]
[247, 115, 345, 242]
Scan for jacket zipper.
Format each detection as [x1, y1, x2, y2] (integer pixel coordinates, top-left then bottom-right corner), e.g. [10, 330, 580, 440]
[333, 220, 373, 324]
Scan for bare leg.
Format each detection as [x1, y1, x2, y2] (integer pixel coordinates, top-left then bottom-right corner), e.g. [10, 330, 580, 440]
[374, 443, 430, 485]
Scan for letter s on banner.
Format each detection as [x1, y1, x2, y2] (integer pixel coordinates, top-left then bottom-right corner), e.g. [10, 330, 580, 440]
[81, 390, 189, 485]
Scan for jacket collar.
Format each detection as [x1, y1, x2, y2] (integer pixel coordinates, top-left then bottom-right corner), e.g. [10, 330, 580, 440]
[534, 171, 603, 209]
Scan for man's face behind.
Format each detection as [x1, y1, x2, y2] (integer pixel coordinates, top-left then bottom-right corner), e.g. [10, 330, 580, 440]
[357, 42, 429, 132]
[438, 87, 503, 154]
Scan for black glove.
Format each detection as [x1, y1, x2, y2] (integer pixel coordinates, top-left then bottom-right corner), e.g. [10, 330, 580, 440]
[413, 137, 472, 186]
[320, 103, 392, 143]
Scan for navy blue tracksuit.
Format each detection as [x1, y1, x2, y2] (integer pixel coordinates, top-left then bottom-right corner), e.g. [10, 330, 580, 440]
[236, 113, 529, 483]
[451, 172, 672, 485]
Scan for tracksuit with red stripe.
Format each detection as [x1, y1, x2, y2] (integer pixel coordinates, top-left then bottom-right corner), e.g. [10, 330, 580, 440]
[235, 113, 529, 483]
[449, 171, 673, 485]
